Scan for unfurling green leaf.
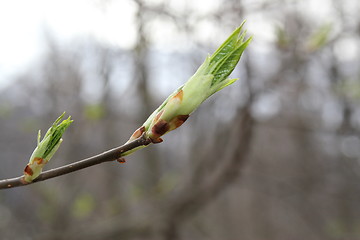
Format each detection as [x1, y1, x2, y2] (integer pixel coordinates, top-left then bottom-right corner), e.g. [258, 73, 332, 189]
[124, 22, 251, 155]
[24, 112, 73, 182]
[307, 23, 332, 51]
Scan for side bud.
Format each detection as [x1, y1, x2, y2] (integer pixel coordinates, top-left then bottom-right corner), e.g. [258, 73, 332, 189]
[23, 113, 73, 183]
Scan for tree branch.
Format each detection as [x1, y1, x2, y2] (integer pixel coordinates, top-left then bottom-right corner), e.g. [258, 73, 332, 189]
[0, 134, 151, 190]
[0, 24, 251, 191]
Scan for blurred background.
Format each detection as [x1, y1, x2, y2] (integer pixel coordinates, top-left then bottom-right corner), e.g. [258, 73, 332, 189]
[0, 0, 360, 239]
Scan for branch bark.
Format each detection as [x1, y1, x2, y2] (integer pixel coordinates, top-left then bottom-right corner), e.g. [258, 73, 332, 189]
[0, 134, 151, 189]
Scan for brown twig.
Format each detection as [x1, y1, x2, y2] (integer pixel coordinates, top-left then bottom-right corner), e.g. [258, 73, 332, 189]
[0, 134, 151, 190]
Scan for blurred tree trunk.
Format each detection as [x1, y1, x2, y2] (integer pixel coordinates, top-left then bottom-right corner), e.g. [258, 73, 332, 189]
[133, 0, 161, 191]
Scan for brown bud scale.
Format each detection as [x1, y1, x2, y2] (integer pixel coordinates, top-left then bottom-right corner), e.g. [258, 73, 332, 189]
[34, 157, 44, 164]
[117, 158, 126, 164]
[129, 126, 146, 141]
[154, 110, 164, 123]
[150, 137, 163, 144]
[169, 115, 189, 130]
[152, 120, 169, 136]
[172, 89, 184, 101]
[24, 165, 33, 176]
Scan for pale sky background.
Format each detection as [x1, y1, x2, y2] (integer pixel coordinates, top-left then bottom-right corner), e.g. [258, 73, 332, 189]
[0, 0, 355, 90]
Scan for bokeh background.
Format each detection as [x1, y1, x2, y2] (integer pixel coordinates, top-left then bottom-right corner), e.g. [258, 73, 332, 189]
[1, 0, 360, 239]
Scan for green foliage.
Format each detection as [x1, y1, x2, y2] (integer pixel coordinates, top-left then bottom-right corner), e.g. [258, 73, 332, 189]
[325, 219, 360, 238]
[209, 22, 250, 86]
[42, 113, 73, 159]
[275, 25, 290, 49]
[338, 80, 360, 100]
[307, 23, 332, 51]
[72, 193, 95, 219]
[84, 103, 105, 121]
[0, 104, 12, 118]
[38, 203, 57, 222]
[155, 172, 179, 195]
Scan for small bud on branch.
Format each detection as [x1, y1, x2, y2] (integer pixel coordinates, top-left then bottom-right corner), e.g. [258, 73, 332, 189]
[23, 112, 73, 182]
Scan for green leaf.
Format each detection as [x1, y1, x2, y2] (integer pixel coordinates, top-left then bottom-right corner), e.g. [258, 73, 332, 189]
[72, 193, 95, 219]
[307, 23, 332, 51]
[84, 104, 105, 121]
[42, 112, 73, 160]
